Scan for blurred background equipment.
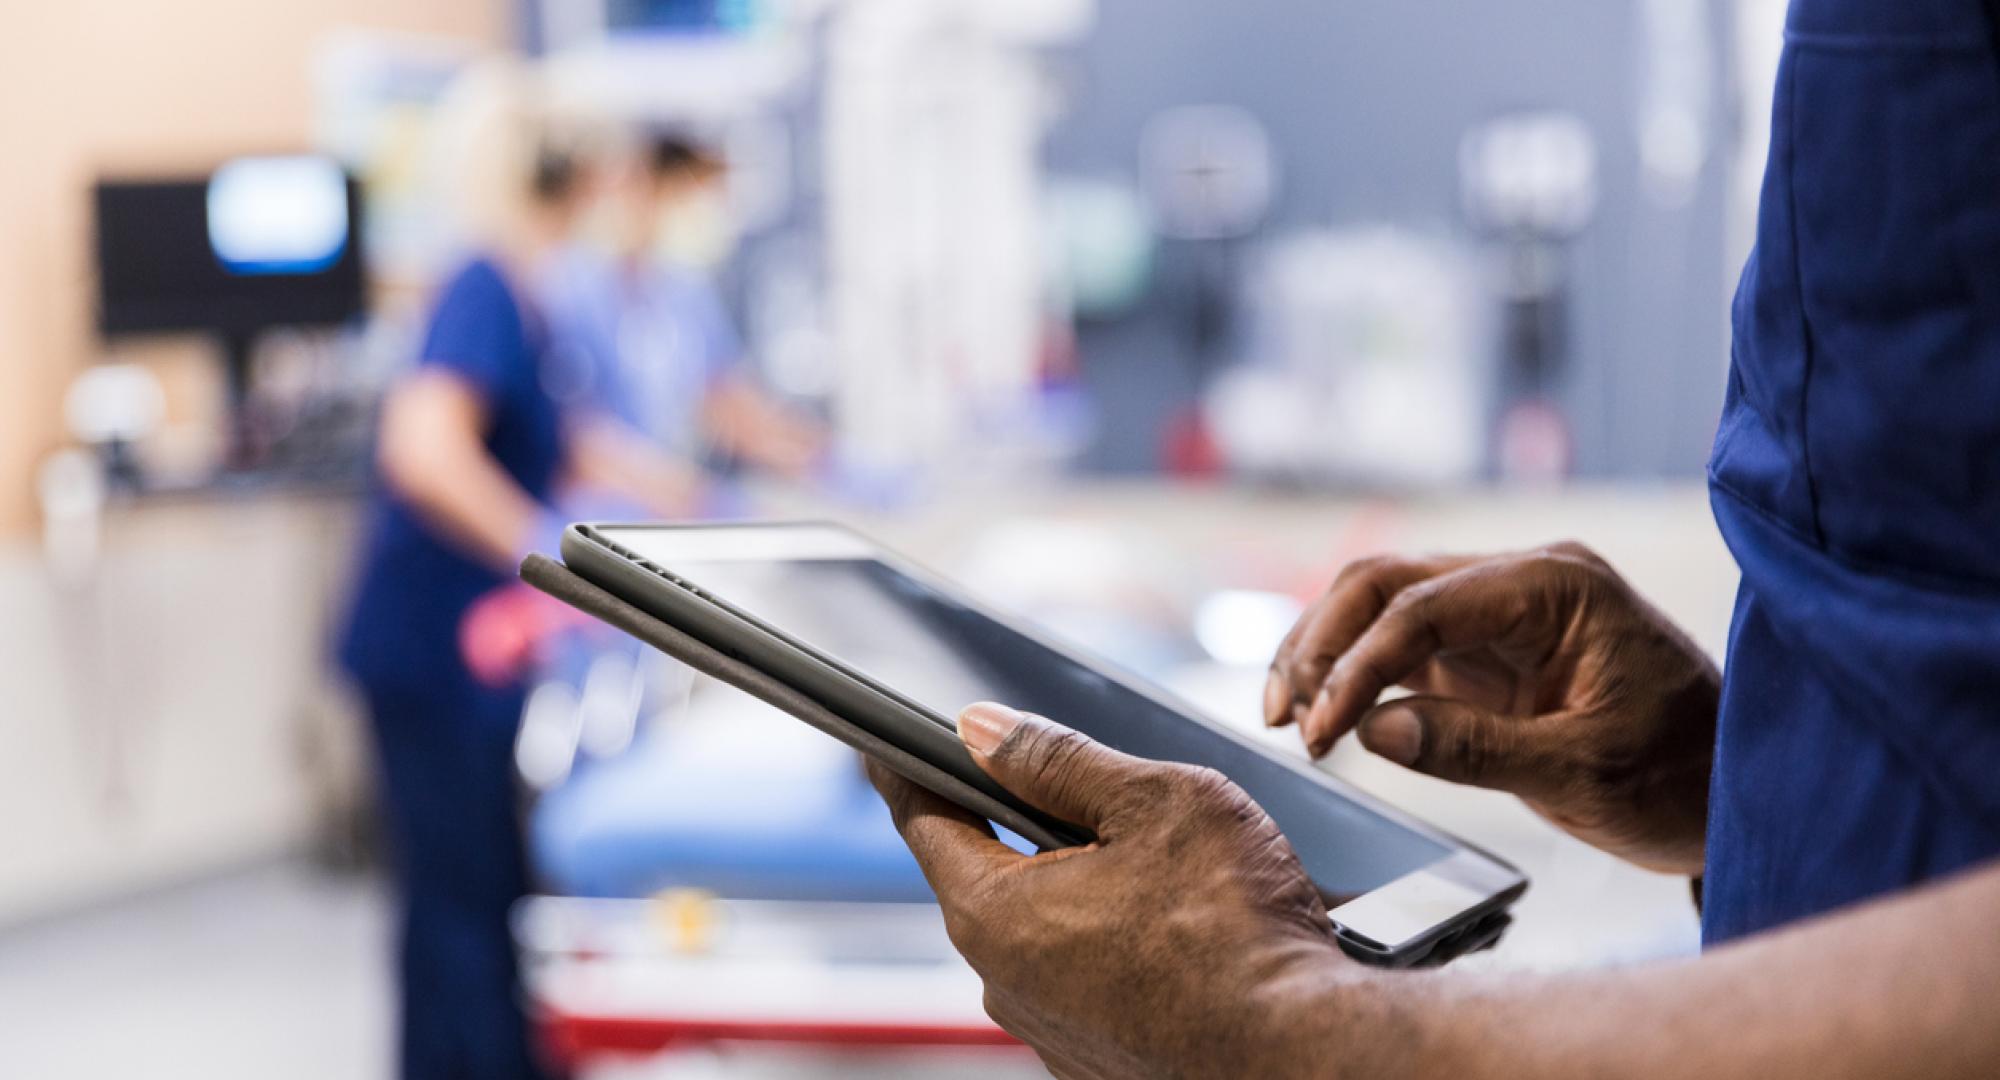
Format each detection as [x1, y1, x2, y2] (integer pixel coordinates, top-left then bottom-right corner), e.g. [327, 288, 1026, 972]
[61, 363, 168, 490]
[93, 156, 367, 470]
[1045, 0, 1734, 479]
[1459, 111, 1599, 484]
[0, 0, 1784, 1076]
[1137, 104, 1275, 472]
[821, 0, 1091, 481]
[1206, 227, 1485, 488]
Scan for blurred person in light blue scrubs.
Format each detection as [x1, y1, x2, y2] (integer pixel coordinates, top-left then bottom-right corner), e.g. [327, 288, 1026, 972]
[336, 69, 710, 1080]
[542, 133, 823, 489]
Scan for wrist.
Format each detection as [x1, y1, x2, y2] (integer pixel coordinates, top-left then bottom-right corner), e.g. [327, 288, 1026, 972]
[1243, 949, 1453, 1080]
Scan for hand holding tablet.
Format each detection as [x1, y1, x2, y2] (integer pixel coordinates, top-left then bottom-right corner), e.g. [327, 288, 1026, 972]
[527, 522, 1526, 968]
[865, 702, 1357, 1079]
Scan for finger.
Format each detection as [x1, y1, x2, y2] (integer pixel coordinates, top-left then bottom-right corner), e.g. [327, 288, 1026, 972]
[957, 703, 1157, 833]
[1301, 557, 1564, 756]
[1395, 657, 1451, 697]
[865, 757, 1021, 895]
[1357, 697, 1579, 802]
[1268, 557, 1422, 725]
[1266, 554, 1476, 727]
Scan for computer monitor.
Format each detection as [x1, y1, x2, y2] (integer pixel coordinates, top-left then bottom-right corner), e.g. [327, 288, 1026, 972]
[606, 0, 756, 33]
[94, 155, 366, 338]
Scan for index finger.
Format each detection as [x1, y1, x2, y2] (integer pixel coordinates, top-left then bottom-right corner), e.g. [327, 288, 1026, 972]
[1268, 554, 1478, 727]
[866, 757, 1023, 897]
[1300, 556, 1565, 755]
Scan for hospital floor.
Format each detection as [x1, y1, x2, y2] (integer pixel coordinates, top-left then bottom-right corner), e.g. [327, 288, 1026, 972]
[0, 861, 396, 1079]
[0, 860, 1048, 1079]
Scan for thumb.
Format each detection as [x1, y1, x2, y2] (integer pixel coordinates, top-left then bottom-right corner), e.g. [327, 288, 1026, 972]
[958, 703, 1152, 832]
[1357, 697, 1570, 799]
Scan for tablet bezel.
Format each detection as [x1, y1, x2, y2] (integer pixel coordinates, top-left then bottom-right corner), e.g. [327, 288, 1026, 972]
[563, 521, 1526, 965]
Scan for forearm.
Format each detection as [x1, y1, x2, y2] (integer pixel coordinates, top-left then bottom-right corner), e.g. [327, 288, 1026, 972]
[385, 439, 541, 571]
[379, 374, 543, 572]
[565, 416, 705, 518]
[701, 377, 823, 476]
[1286, 862, 2000, 1080]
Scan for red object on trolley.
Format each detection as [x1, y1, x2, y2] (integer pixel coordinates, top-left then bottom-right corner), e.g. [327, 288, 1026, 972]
[538, 1008, 1022, 1069]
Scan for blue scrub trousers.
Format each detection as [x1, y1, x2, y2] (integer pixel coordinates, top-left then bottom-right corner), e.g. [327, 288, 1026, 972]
[364, 681, 550, 1080]
[339, 256, 568, 1078]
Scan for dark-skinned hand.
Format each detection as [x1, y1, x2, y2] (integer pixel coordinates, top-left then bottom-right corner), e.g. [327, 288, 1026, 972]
[1266, 542, 1720, 875]
[867, 703, 1371, 1080]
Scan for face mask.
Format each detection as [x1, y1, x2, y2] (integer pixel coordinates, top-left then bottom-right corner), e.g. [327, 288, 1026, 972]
[651, 188, 738, 270]
[575, 196, 643, 258]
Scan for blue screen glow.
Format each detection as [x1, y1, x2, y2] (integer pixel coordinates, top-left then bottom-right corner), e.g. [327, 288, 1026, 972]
[206, 156, 350, 277]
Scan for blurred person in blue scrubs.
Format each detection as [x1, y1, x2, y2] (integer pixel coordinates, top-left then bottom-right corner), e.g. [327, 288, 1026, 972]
[866, 1, 2000, 1076]
[336, 68, 707, 1080]
[542, 132, 823, 490]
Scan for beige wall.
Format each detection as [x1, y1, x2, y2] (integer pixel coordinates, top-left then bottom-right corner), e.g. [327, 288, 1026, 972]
[0, 0, 505, 537]
[0, 498, 367, 925]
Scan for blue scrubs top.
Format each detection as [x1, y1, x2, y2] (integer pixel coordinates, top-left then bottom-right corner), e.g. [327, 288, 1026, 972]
[1705, 0, 2000, 943]
[340, 257, 566, 693]
[539, 249, 740, 458]
[540, 250, 744, 456]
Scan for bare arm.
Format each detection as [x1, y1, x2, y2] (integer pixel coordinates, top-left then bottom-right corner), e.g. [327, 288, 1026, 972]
[377, 370, 542, 572]
[701, 375, 826, 478]
[874, 544, 1997, 1079]
[873, 703, 2000, 1080]
[1330, 860, 2000, 1080]
[563, 413, 708, 519]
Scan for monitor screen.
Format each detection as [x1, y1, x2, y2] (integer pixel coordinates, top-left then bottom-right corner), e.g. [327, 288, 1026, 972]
[95, 156, 366, 337]
[606, 0, 761, 33]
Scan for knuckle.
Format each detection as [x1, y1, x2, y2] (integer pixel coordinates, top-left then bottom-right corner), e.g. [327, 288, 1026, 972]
[864, 757, 902, 798]
[1023, 727, 1092, 795]
[1177, 764, 1236, 802]
[872, 774, 916, 827]
[1113, 764, 1184, 813]
[1544, 539, 1594, 561]
[1286, 642, 1337, 686]
[937, 884, 1005, 959]
[1541, 540, 1612, 577]
[1272, 613, 1307, 660]
[1331, 553, 1397, 589]
[1463, 564, 1536, 632]
[1503, 553, 1591, 626]
[1269, 638, 1296, 673]
[1381, 580, 1439, 625]
[1168, 764, 1259, 828]
[1444, 717, 1512, 783]
[1335, 650, 1400, 695]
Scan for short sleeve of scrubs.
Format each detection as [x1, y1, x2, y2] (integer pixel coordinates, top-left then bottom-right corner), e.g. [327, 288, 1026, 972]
[337, 256, 565, 691]
[421, 259, 531, 401]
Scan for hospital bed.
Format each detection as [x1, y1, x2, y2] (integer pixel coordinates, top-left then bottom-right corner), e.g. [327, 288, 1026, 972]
[515, 647, 1041, 1075]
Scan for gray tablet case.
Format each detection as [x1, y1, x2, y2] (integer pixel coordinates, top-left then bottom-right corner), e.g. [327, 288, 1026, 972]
[521, 552, 1513, 967]
[520, 553, 1071, 850]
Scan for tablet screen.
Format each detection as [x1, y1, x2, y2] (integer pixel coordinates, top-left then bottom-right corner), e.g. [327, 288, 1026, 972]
[603, 532, 1456, 899]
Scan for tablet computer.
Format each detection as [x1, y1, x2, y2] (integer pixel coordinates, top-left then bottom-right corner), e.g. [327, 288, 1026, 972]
[550, 521, 1526, 968]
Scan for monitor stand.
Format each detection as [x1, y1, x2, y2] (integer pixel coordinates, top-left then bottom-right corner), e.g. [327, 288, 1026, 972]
[219, 330, 264, 471]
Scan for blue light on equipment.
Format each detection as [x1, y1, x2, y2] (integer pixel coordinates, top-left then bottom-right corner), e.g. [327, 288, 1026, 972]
[205, 155, 350, 276]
